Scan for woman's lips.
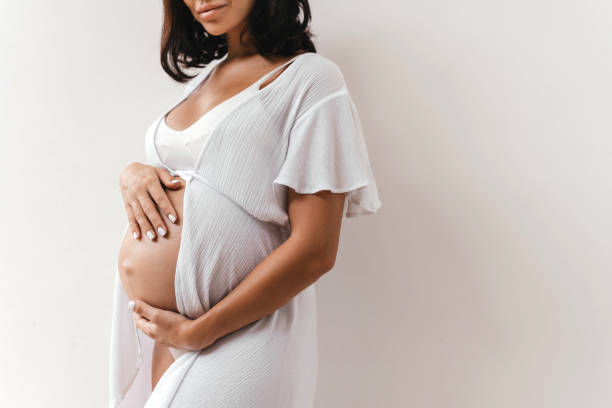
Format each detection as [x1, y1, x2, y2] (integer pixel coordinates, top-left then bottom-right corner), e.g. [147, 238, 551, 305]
[198, 5, 227, 20]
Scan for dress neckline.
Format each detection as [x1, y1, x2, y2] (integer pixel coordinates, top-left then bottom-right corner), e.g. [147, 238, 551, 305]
[163, 52, 312, 132]
[152, 52, 314, 174]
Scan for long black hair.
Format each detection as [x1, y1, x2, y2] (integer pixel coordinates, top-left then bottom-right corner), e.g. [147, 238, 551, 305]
[160, 0, 317, 82]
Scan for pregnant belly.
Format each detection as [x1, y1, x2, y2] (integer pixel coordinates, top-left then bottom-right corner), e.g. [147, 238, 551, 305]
[117, 184, 185, 313]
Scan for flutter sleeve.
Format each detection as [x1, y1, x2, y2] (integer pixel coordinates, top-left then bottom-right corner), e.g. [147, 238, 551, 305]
[273, 63, 382, 218]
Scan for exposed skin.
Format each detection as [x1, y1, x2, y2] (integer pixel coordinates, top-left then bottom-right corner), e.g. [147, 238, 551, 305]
[118, 187, 184, 313]
[118, 0, 347, 390]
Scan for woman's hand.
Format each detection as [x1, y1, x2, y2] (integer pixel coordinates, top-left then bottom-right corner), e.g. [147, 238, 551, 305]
[129, 299, 215, 351]
[119, 162, 183, 241]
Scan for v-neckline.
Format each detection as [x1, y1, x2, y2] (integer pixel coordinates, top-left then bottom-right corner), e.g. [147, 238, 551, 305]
[163, 52, 310, 132]
[151, 52, 313, 174]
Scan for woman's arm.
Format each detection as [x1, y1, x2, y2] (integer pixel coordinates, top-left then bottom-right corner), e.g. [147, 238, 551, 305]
[188, 188, 347, 348]
[131, 188, 347, 350]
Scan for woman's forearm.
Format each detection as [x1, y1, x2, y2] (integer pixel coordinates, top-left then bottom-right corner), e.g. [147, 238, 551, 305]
[187, 235, 334, 349]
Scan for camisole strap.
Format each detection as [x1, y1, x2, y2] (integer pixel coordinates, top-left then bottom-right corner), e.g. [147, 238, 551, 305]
[252, 53, 305, 90]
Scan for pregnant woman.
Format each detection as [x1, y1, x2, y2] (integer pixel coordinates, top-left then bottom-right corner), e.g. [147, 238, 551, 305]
[108, 0, 381, 407]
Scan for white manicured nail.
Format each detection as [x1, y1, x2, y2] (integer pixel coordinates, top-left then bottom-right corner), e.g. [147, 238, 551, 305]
[146, 230, 155, 241]
[157, 226, 166, 237]
[168, 214, 177, 223]
[127, 300, 135, 312]
[133, 231, 139, 240]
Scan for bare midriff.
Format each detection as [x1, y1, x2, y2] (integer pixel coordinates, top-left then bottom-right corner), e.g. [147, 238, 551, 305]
[118, 183, 185, 313]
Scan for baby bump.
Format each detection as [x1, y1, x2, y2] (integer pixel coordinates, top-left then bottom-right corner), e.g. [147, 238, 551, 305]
[117, 184, 185, 313]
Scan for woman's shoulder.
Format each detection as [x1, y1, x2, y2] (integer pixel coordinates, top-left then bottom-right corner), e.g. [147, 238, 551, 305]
[294, 52, 348, 94]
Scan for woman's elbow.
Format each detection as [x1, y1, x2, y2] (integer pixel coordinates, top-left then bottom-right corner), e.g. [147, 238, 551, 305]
[321, 251, 337, 274]
[287, 235, 338, 278]
[311, 247, 338, 278]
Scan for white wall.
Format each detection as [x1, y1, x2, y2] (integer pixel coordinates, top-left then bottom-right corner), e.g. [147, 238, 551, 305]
[1, 1, 611, 407]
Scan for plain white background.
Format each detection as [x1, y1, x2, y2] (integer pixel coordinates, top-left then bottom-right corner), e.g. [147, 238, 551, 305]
[1, 1, 611, 407]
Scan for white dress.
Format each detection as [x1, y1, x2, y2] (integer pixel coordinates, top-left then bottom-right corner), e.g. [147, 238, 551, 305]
[108, 51, 382, 408]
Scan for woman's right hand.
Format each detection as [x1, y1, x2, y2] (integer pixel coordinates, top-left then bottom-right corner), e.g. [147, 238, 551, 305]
[119, 162, 184, 241]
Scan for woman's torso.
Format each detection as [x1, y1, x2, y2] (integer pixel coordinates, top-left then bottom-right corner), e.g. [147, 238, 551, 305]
[117, 54, 302, 313]
[117, 93, 254, 312]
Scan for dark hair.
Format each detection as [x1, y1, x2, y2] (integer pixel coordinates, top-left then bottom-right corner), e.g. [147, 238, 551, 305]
[160, 0, 317, 82]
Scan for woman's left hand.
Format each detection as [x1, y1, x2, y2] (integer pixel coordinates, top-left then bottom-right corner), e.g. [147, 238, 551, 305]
[129, 300, 206, 351]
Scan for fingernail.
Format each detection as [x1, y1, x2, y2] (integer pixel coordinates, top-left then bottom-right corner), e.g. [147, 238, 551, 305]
[168, 214, 177, 223]
[157, 226, 167, 237]
[127, 300, 135, 312]
[171, 179, 181, 184]
[133, 231, 139, 240]
[146, 230, 155, 241]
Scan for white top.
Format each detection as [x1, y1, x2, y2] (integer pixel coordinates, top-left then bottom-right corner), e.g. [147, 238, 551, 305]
[109, 52, 382, 407]
[154, 118, 206, 171]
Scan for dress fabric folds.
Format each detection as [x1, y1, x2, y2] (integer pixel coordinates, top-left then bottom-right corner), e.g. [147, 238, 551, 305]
[108, 52, 382, 407]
